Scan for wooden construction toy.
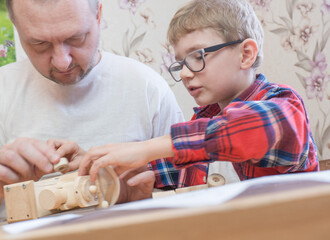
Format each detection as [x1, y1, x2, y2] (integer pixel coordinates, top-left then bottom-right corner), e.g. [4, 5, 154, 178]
[3, 166, 120, 223]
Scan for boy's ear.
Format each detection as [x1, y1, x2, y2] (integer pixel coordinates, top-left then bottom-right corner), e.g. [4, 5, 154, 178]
[239, 39, 258, 70]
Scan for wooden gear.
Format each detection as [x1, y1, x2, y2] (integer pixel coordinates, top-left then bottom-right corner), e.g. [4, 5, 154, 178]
[3, 167, 120, 223]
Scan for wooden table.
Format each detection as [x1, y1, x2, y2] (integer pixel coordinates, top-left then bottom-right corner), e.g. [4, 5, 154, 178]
[1, 181, 330, 240]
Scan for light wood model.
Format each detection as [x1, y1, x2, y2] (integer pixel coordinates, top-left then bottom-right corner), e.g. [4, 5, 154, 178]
[3, 166, 120, 223]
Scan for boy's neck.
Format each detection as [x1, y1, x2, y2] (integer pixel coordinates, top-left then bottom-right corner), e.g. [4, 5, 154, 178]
[218, 69, 256, 110]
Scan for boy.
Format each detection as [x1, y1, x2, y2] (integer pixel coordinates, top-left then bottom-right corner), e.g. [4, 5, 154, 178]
[58, 0, 319, 186]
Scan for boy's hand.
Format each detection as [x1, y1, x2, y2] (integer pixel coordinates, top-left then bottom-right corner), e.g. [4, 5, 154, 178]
[78, 142, 149, 182]
[47, 139, 86, 173]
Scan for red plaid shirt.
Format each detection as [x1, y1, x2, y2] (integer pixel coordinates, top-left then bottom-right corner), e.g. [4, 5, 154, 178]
[149, 74, 319, 188]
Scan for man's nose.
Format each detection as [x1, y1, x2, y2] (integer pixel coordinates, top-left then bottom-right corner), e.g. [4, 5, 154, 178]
[51, 44, 72, 71]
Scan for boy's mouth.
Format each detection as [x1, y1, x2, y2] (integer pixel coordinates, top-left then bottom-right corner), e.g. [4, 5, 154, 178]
[188, 86, 200, 91]
[187, 86, 202, 97]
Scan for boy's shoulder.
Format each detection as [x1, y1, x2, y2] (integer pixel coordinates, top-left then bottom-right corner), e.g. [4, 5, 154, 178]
[255, 74, 303, 101]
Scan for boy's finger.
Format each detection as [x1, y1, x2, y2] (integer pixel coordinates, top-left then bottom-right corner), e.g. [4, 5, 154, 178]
[78, 156, 92, 176]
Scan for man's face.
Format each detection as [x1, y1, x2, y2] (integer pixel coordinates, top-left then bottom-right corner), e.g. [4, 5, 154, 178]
[13, 0, 101, 85]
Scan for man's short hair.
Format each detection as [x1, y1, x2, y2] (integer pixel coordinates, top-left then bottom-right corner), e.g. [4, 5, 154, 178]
[6, 0, 99, 23]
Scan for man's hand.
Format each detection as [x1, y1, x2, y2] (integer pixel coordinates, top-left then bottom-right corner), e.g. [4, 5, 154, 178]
[47, 139, 86, 173]
[115, 166, 155, 203]
[0, 137, 60, 200]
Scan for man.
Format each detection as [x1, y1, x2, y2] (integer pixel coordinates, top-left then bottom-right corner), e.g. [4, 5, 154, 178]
[0, 0, 184, 202]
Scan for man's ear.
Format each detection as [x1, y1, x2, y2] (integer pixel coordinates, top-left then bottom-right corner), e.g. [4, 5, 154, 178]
[239, 39, 258, 70]
[97, 2, 103, 26]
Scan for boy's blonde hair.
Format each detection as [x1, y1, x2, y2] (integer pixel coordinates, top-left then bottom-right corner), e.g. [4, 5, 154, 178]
[168, 0, 264, 69]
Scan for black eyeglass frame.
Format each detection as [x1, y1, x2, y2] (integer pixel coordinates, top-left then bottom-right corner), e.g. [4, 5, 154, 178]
[168, 39, 244, 82]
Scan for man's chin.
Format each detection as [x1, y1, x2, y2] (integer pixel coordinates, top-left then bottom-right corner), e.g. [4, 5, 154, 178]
[54, 78, 82, 86]
[47, 66, 92, 85]
[47, 77, 81, 86]
[48, 72, 84, 85]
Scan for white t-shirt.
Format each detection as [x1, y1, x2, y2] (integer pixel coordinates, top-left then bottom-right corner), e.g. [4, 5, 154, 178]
[0, 51, 184, 149]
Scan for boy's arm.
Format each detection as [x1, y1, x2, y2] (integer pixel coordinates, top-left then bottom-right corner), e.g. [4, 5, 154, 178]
[170, 90, 314, 172]
[78, 135, 175, 182]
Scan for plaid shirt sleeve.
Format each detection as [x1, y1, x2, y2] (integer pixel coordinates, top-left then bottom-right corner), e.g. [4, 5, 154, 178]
[170, 83, 318, 175]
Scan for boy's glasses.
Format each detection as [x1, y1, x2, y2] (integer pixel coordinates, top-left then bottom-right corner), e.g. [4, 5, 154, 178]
[168, 40, 243, 82]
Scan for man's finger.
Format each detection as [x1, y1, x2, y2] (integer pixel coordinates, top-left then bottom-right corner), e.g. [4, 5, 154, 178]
[0, 150, 34, 180]
[0, 165, 20, 184]
[126, 170, 155, 186]
[24, 141, 60, 171]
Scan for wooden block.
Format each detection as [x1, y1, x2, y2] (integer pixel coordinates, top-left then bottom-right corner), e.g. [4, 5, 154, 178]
[152, 190, 176, 199]
[4, 181, 38, 223]
[152, 174, 226, 198]
[320, 159, 330, 171]
[175, 184, 208, 194]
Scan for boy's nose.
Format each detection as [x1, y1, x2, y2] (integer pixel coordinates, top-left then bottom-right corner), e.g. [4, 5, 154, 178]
[180, 65, 194, 81]
[51, 44, 72, 72]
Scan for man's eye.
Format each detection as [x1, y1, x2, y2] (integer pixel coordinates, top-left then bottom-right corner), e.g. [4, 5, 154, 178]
[32, 42, 50, 51]
[67, 36, 86, 46]
[33, 41, 46, 46]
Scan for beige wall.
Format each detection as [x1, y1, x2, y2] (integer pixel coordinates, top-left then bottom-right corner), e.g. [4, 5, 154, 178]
[13, 0, 330, 160]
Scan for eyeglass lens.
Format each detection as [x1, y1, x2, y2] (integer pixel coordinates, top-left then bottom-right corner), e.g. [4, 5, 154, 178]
[169, 50, 204, 81]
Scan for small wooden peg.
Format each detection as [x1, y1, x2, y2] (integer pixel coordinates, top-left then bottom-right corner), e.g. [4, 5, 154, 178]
[100, 201, 109, 208]
[89, 185, 97, 194]
[207, 173, 226, 187]
[54, 157, 69, 173]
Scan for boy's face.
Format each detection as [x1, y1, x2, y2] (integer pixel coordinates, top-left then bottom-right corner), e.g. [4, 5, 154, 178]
[173, 28, 249, 108]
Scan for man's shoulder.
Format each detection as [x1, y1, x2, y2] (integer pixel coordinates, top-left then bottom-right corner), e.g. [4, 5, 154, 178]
[101, 51, 168, 86]
[102, 51, 144, 66]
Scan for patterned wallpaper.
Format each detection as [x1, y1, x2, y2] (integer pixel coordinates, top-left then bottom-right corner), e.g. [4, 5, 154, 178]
[3, 0, 330, 160]
[0, 0, 15, 66]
